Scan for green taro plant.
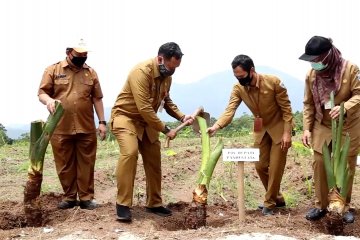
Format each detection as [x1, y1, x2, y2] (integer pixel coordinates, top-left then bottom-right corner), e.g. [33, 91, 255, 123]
[184, 115, 224, 229]
[322, 91, 351, 215]
[23, 101, 64, 226]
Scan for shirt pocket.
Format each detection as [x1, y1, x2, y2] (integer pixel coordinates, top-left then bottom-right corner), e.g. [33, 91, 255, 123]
[260, 90, 275, 100]
[149, 83, 157, 104]
[54, 78, 70, 93]
[80, 76, 94, 97]
[149, 83, 157, 98]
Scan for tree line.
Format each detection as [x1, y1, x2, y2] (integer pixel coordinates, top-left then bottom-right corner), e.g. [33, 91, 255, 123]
[0, 123, 14, 146]
[0, 111, 303, 146]
[165, 111, 303, 138]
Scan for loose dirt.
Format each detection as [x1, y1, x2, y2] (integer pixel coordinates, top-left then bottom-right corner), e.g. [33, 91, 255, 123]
[1, 138, 360, 239]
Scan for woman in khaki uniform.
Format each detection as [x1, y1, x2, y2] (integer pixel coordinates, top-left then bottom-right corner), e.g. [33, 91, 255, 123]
[299, 36, 360, 223]
[207, 54, 294, 216]
[110, 42, 193, 222]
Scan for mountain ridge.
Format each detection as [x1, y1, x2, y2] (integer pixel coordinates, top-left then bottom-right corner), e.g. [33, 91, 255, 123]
[5, 66, 304, 138]
[157, 66, 304, 121]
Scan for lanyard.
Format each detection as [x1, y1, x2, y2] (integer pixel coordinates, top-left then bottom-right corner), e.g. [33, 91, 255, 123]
[247, 74, 261, 117]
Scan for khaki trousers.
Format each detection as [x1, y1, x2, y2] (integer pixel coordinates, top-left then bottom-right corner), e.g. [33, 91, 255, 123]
[113, 128, 162, 207]
[313, 151, 356, 210]
[51, 133, 97, 201]
[254, 132, 287, 209]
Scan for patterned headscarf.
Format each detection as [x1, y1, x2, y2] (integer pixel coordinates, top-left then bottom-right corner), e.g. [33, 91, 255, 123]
[312, 45, 347, 121]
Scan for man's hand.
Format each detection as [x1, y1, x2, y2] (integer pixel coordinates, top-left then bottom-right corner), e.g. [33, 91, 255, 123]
[98, 124, 107, 141]
[281, 131, 292, 151]
[182, 115, 195, 125]
[46, 99, 61, 114]
[207, 124, 220, 137]
[329, 105, 345, 119]
[165, 129, 177, 140]
[302, 130, 312, 148]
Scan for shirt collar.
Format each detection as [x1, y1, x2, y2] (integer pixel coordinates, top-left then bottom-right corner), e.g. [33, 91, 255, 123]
[255, 73, 261, 88]
[152, 58, 161, 79]
[245, 73, 261, 91]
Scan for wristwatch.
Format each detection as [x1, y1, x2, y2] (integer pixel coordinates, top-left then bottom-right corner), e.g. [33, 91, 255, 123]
[99, 120, 107, 125]
[162, 125, 171, 134]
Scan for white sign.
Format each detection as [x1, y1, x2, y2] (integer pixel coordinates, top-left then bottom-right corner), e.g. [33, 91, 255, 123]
[222, 148, 260, 162]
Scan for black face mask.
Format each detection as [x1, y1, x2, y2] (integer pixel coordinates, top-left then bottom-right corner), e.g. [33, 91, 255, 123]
[159, 63, 175, 77]
[70, 55, 87, 68]
[236, 72, 252, 86]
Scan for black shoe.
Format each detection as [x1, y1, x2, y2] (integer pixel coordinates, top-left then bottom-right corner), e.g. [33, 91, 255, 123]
[58, 200, 77, 209]
[343, 211, 355, 223]
[258, 202, 286, 210]
[262, 207, 274, 216]
[116, 204, 132, 222]
[146, 206, 172, 217]
[79, 200, 97, 210]
[305, 208, 327, 221]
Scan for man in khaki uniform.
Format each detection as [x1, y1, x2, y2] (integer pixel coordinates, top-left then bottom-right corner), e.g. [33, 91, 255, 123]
[110, 42, 193, 222]
[299, 36, 360, 223]
[207, 54, 293, 216]
[38, 39, 107, 210]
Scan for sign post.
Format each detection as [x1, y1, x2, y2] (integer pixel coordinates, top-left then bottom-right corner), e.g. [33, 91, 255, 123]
[222, 148, 259, 222]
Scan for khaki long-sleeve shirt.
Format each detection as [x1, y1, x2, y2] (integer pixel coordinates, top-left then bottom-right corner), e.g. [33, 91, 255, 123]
[110, 58, 184, 143]
[216, 74, 293, 144]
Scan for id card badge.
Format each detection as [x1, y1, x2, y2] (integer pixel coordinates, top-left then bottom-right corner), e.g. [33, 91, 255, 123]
[158, 99, 165, 112]
[324, 100, 332, 110]
[253, 117, 263, 132]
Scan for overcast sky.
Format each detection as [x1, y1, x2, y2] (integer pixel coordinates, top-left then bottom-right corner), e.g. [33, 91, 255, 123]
[1, 0, 359, 126]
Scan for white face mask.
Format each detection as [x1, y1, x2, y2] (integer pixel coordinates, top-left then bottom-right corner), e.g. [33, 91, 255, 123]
[310, 49, 331, 71]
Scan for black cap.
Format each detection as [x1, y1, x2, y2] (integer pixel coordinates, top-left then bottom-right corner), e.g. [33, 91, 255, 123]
[299, 36, 332, 62]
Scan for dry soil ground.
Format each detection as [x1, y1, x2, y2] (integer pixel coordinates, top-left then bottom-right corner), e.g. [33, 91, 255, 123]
[1, 136, 360, 239]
